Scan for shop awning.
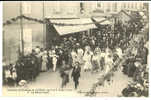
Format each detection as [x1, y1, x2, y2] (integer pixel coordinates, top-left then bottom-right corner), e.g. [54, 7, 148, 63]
[49, 18, 97, 36]
[92, 17, 112, 25]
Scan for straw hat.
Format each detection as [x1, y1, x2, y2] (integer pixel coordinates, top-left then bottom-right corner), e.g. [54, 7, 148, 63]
[85, 46, 90, 51]
[18, 80, 27, 86]
[43, 50, 47, 54]
[134, 62, 142, 68]
[64, 38, 67, 40]
[76, 43, 80, 46]
[52, 50, 56, 54]
[95, 47, 101, 53]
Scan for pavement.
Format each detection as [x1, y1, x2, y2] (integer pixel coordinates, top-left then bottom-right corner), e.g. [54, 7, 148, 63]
[2, 67, 132, 97]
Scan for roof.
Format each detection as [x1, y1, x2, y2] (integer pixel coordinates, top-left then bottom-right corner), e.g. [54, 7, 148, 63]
[119, 10, 133, 19]
[50, 18, 97, 36]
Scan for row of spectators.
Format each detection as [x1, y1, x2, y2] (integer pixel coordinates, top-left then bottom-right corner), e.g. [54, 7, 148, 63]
[3, 50, 41, 87]
[121, 34, 149, 97]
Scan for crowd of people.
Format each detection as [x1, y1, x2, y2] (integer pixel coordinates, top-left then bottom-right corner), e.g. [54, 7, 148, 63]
[121, 34, 149, 97]
[2, 12, 149, 96]
[2, 40, 124, 89]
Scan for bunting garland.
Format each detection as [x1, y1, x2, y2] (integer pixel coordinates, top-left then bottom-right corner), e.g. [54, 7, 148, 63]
[3, 16, 22, 26]
[3, 15, 112, 27]
[3, 10, 145, 27]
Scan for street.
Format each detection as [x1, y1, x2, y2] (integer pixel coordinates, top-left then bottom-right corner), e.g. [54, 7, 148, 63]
[2, 67, 132, 97]
[25, 67, 133, 97]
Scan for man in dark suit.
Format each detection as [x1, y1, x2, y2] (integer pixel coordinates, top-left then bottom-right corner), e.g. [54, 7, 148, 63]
[71, 62, 81, 90]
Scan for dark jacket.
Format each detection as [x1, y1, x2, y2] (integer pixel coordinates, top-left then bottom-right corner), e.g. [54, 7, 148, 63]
[71, 66, 81, 79]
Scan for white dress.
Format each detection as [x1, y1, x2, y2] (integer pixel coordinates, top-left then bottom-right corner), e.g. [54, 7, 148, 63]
[52, 56, 57, 65]
[52, 55, 58, 71]
[92, 55, 100, 70]
[83, 51, 93, 70]
[5, 70, 11, 78]
[41, 55, 48, 71]
[104, 55, 113, 74]
[132, 47, 138, 56]
[116, 48, 123, 59]
[12, 67, 17, 80]
[71, 51, 78, 64]
[100, 52, 105, 58]
[77, 48, 84, 64]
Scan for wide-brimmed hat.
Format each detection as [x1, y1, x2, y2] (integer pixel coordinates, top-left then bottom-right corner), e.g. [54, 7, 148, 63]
[73, 38, 77, 41]
[75, 62, 80, 66]
[18, 80, 27, 86]
[85, 46, 90, 50]
[135, 83, 142, 89]
[43, 50, 47, 54]
[76, 43, 80, 46]
[134, 62, 142, 68]
[64, 38, 67, 40]
[55, 46, 58, 49]
[95, 47, 101, 53]
[52, 50, 56, 54]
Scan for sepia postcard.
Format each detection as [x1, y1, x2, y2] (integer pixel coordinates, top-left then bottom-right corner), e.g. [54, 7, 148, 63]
[2, 1, 149, 97]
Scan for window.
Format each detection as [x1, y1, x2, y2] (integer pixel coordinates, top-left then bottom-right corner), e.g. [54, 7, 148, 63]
[22, 2, 31, 14]
[123, 3, 126, 9]
[54, 2, 60, 13]
[80, 2, 84, 13]
[97, 3, 101, 8]
[127, 3, 130, 9]
[135, 3, 137, 9]
[131, 3, 134, 9]
[114, 3, 117, 12]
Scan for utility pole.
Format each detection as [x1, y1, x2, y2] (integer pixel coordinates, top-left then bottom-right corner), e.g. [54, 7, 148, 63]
[20, 1, 24, 55]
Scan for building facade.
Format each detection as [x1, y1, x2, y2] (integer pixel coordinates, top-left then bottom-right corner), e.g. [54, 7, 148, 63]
[3, 1, 148, 64]
[3, 2, 147, 21]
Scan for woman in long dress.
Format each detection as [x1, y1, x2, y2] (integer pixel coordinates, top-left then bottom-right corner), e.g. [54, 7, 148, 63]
[104, 49, 114, 85]
[115, 47, 123, 59]
[71, 49, 78, 66]
[104, 48, 113, 75]
[83, 46, 93, 71]
[52, 54, 59, 72]
[77, 47, 84, 64]
[92, 52, 100, 72]
[41, 51, 48, 72]
[10, 65, 17, 86]
[99, 49, 106, 71]
[11, 65, 17, 81]
[49, 50, 59, 72]
[5, 66, 11, 82]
